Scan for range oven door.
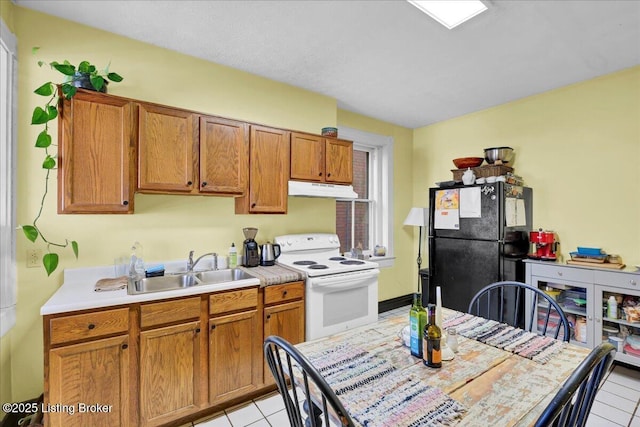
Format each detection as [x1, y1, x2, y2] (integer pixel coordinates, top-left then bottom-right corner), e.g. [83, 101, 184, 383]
[305, 269, 380, 340]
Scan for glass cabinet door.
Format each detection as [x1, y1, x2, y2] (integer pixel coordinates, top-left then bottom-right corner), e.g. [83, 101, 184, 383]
[595, 285, 640, 366]
[529, 275, 594, 348]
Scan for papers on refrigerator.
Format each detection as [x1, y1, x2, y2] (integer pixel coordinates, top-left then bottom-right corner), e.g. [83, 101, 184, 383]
[434, 189, 460, 230]
[506, 198, 527, 226]
[459, 187, 481, 218]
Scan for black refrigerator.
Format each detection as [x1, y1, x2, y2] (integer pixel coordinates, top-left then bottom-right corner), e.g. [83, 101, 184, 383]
[427, 182, 532, 319]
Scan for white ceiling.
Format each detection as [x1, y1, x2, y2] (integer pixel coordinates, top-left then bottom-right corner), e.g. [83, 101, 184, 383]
[15, 0, 640, 129]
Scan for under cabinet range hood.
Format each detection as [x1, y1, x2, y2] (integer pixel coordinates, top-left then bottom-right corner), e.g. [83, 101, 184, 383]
[288, 181, 358, 199]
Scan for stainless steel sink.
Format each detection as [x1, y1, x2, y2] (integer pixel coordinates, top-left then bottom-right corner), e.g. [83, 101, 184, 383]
[128, 268, 254, 295]
[195, 269, 253, 283]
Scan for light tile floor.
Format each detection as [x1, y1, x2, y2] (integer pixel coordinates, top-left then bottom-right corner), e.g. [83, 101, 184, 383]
[192, 305, 640, 427]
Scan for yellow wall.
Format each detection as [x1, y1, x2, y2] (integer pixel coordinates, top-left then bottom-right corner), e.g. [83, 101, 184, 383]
[337, 110, 416, 301]
[414, 66, 640, 265]
[2, 7, 415, 403]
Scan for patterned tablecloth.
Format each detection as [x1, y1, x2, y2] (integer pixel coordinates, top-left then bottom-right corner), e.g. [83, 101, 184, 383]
[295, 308, 591, 427]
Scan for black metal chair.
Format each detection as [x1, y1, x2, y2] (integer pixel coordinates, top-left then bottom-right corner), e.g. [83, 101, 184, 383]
[264, 335, 355, 427]
[534, 342, 616, 427]
[468, 281, 571, 342]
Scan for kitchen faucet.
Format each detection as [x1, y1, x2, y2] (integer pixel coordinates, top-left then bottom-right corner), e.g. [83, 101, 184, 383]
[187, 251, 218, 272]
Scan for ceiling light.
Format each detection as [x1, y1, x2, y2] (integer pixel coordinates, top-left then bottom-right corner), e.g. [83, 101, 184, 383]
[407, 0, 488, 29]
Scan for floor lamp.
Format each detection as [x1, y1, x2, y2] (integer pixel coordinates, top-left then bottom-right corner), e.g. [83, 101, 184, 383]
[403, 207, 426, 295]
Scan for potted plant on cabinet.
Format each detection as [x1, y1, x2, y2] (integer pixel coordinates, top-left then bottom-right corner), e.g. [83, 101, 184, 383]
[22, 47, 124, 275]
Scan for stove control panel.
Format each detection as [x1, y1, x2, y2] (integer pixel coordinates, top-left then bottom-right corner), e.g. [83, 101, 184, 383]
[274, 233, 340, 253]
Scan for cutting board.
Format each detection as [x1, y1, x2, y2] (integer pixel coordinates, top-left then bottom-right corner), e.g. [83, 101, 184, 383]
[566, 260, 626, 269]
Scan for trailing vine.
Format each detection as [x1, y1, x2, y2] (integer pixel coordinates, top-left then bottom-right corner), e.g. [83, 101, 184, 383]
[22, 48, 123, 276]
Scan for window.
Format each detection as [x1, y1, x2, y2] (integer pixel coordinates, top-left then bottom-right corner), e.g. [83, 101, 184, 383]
[336, 127, 394, 266]
[1, 18, 17, 337]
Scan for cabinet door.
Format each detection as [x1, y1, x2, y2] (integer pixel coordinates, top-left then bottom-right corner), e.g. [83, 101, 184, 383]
[595, 284, 640, 368]
[139, 321, 205, 427]
[236, 125, 290, 214]
[47, 335, 130, 427]
[58, 90, 133, 213]
[209, 310, 261, 403]
[199, 116, 249, 195]
[263, 300, 305, 385]
[528, 275, 595, 348]
[325, 138, 352, 184]
[137, 103, 198, 193]
[290, 132, 324, 182]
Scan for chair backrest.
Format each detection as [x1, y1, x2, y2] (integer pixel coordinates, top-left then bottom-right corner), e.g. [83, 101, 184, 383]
[534, 342, 616, 427]
[468, 280, 571, 342]
[264, 335, 355, 427]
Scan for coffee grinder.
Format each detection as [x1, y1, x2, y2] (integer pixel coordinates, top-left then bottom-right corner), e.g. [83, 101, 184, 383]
[528, 228, 558, 261]
[242, 227, 260, 267]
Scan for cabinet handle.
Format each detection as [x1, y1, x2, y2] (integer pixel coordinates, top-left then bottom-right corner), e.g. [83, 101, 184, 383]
[122, 201, 129, 206]
[327, 173, 332, 177]
[266, 314, 271, 320]
[319, 172, 322, 176]
[282, 290, 288, 298]
[587, 316, 593, 321]
[87, 323, 96, 330]
[121, 344, 128, 350]
[631, 280, 637, 286]
[251, 203, 256, 208]
[201, 182, 207, 187]
[595, 318, 601, 323]
[557, 271, 563, 276]
[195, 327, 201, 333]
[211, 324, 216, 330]
[187, 181, 193, 186]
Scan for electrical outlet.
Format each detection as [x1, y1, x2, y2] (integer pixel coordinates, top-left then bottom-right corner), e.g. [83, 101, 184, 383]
[26, 249, 42, 268]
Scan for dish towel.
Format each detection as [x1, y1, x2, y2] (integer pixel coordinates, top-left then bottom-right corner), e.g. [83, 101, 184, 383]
[306, 343, 466, 426]
[443, 312, 565, 364]
[94, 276, 127, 292]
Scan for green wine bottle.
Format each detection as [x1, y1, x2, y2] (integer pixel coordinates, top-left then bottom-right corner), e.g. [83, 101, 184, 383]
[409, 293, 428, 358]
[423, 304, 442, 368]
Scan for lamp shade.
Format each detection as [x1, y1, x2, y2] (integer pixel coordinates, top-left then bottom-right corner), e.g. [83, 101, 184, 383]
[403, 207, 426, 227]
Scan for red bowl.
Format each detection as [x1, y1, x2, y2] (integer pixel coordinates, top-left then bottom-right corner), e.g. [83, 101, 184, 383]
[453, 157, 484, 169]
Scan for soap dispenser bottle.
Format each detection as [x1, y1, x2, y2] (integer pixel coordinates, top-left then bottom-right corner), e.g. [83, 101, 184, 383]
[129, 241, 145, 279]
[228, 243, 238, 268]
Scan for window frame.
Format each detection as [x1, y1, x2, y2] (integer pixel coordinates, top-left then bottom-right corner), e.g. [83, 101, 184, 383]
[337, 126, 395, 267]
[1, 17, 17, 338]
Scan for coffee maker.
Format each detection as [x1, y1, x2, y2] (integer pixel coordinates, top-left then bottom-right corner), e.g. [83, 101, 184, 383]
[528, 228, 558, 260]
[242, 227, 260, 267]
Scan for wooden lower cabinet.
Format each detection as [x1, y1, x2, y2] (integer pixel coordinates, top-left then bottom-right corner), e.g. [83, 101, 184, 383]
[209, 310, 262, 403]
[44, 283, 305, 426]
[263, 282, 305, 385]
[139, 321, 205, 427]
[47, 335, 131, 427]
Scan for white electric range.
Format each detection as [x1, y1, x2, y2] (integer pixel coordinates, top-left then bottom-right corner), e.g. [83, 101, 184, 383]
[274, 233, 380, 340]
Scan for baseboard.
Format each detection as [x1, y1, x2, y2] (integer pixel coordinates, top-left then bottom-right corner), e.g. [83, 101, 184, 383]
[379, 294, 413, 313]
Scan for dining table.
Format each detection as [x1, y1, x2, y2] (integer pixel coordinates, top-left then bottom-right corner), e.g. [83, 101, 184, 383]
[293, 307, 591, 427]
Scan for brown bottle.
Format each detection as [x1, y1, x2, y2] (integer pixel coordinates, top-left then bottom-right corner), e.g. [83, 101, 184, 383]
[423, 304, 442, 368]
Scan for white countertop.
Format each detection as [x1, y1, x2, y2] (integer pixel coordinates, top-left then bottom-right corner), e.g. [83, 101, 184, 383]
[40, 262, 261, 316]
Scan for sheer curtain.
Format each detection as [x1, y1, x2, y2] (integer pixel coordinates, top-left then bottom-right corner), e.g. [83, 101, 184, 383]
[0, 17, 17, 337]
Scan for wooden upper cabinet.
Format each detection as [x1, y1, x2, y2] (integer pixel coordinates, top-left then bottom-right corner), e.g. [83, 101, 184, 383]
[290, 132, 324, 182]
[58, 90, 134, 213]
[236, 125, 290, 214]
[137, 103, 198, 193]
[199, 116, 249, 195]
[290, 132, 353, 185]
[325, 138, 353, 184]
